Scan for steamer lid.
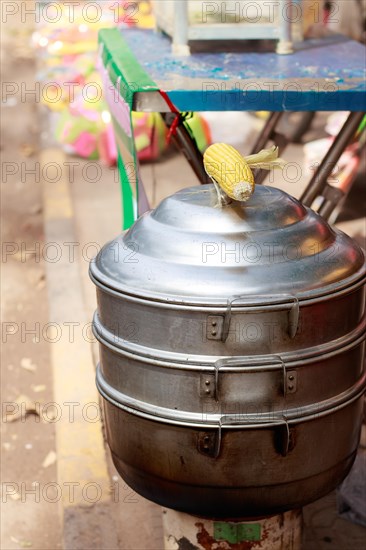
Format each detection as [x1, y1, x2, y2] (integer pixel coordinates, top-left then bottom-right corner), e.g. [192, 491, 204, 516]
[90, 185, 365, 305]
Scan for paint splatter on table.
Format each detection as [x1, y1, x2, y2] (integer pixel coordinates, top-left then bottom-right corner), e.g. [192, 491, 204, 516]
[100, 28, 366, 111]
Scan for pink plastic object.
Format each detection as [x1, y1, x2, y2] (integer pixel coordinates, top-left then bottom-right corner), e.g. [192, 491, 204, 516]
[73, 131, 97, 158]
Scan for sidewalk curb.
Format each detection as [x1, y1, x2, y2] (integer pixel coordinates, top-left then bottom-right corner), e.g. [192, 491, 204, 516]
[40, 149, 117, 548]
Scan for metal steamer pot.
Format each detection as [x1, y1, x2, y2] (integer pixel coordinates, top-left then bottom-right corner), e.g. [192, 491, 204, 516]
[91, 185, 366, 518]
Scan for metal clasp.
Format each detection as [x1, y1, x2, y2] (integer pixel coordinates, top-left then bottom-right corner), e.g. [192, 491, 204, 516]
[197, 429, 222, 458]
[206, 315, 224, 340]
[200, 373, 216, 399]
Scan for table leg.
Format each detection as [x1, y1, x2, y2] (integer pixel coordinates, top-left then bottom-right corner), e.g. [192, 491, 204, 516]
[162, 112, 211, 184]
[250, 112, 284, 153]
[277, 0, 294, 54]
[173, 0, 190, 55]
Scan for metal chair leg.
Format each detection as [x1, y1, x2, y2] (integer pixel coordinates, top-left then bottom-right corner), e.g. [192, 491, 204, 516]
[300, 112, 365, 207]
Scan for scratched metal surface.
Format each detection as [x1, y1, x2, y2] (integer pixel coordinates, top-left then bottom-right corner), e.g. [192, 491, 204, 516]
[119, 28, 366, 111]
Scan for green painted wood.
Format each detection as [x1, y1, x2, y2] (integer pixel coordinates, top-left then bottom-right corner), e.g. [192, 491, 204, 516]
[99, 28, 159, 228]
[214, 522, 262, 543]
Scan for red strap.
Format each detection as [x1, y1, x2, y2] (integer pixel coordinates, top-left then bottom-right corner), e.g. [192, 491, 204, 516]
[159, 90, 180, 144]
[159, 90, 179, 114]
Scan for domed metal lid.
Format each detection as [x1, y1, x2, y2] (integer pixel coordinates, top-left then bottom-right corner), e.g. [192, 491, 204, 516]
[90, 185, 365, 305]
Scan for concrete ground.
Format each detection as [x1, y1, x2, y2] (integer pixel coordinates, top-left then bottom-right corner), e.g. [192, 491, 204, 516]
[1, 10, 366, 550]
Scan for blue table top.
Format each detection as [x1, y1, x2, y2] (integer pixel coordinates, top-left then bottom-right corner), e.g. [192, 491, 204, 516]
[107, 28, 366, 111]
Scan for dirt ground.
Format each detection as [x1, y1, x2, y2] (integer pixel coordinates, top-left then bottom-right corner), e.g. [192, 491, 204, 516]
[1, 8, 366, 550]
[1, 15, 63, 550]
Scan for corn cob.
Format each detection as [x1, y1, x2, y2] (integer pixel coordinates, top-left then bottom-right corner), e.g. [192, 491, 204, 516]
[203, 143, 285, 203]
[204, 143, 254, 202]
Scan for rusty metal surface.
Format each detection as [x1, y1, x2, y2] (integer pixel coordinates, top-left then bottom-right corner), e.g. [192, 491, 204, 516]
[163, 509, 302, 550]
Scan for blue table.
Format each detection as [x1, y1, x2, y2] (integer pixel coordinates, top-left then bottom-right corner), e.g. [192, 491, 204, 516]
[112, 28, 366, 112]
[99, 28, 366, 226]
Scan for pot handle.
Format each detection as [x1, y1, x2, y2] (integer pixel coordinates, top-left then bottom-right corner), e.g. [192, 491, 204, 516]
[213, 355, 296, 402]
[217, 293, 300, 342]
[198, 415, 292, 459]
